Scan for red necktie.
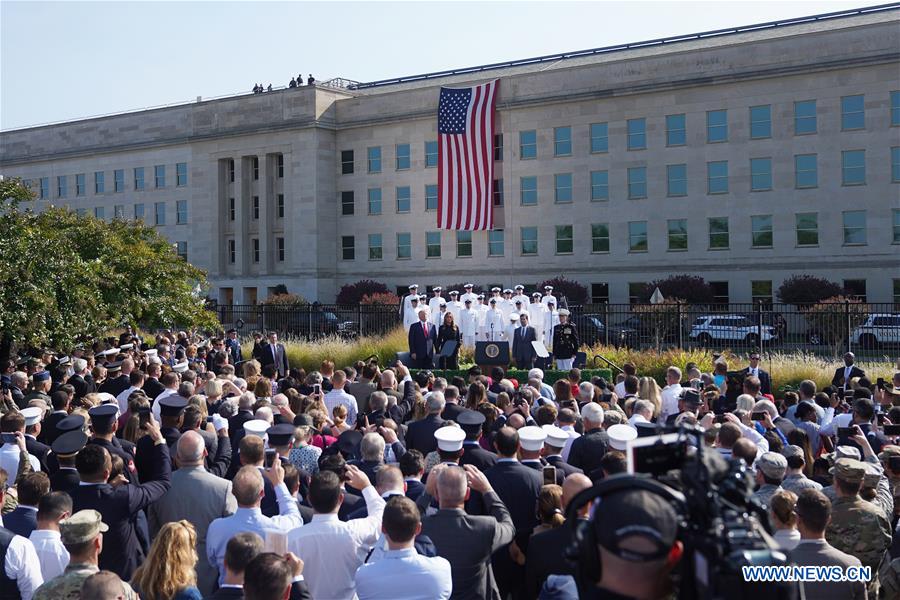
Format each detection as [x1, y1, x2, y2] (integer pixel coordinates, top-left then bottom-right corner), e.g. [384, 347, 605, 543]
[423, 323, 429, 338]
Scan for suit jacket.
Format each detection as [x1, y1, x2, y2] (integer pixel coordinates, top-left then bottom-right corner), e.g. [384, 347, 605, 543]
[89, 436, 138, 483]
[50, 467, 80, 494]
[70, 440, 171, 580]
[420, 490, 516, 600]
[789, 539, 866, 600]
[566, 428, 608, 478]
[347, 381, 377, 416]
[521, 459, 564, 485]
[148, 465, 237, 596]
[258, 342, 289, 378]
[204, 581, 312, 600]
[67, 373, 94, 399]
[40, 411, 68, 445]
[143, 377, 166, 400]
[485, 461, 543, 537]
[25, 435, 50, 472]
[405, 479, 425, 502]
[459, 442, 497, 472]
[98, 374, 130, 398]
[404, 414, 444, 455]
[740, 367, 772, 395]
[512, 326, 538, 367]
[441, 402, 466, 423]
[3, 505, 37, 538]
[832, 365, 866, 389]
[524, 520, 579, 599]
[408, 321, 437, 369]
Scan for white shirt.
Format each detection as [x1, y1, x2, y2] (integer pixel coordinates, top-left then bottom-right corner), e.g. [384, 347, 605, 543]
[543, 311, 559, 347]
[115, 386, 141, 414]
[28, 529, 69, 581]
[659, 384, 683, 424]
[324, 388, 359, 427]
[288, 486, 386, 600]
[560, 425, 581, 462]
[151, 388, 179, 422]
[0, 444, 40, 481]
[0, 516, 43, 600]
[627, 414, 650, 428]
[431, 308, 449, 328]
[614, 381, 627, 398]
[773, 529, 801, 551]
[356, 547, 452, 600]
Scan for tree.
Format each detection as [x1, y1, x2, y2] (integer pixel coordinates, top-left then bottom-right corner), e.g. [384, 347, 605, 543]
[537, 276, 588, 305]
[0, 177, 216, 362]
[777, 275, 844, 306]
[643, 275, 713, 304]
[260, 293, 308, 306]
[803, 295, 867, 354]
[360, 292, 401, 306]
[336, 280, 390, 305]
[632, 299, 686, 350]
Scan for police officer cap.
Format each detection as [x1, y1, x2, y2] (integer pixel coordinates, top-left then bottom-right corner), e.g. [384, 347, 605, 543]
[52, 430, 89, 457]
[56, 414, 86, 434]
[20, 406, 43, 427]
[607, 424, 637, 451]
[88, 404, 118, 427]
[542, 425, 570, 448]
[158, 395, 188, 417]
[830, 457, 867, 484]
[558, 309, 570, 316]
[518, 426, 547, 452]
[434, 426, 465, 452]
[267, 423, 295, 447]
[60, 510, 109, 545]
[32, 371, 51, 383]
[337, 429, 363, 456]
[456, 409, 485, 429]
[243, 419, 270, 438]
[105, 361, 123, 373]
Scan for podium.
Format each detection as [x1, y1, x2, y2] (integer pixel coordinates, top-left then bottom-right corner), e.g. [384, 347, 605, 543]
[475, 341, 510, 369]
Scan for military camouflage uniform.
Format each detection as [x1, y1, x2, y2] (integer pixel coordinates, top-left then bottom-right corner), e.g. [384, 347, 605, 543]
[32, 563, 138, 600]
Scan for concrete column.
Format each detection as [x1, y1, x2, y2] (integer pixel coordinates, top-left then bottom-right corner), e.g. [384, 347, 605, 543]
[259, 153, 273, 275]
[236, 156, 250, 275]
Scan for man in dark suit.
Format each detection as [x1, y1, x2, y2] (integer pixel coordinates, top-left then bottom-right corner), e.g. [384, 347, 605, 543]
[40, 390, 70, 446]
[512, 313, 538, 369]
[404, 393, 445, 455]
[440, 386, 466, 423]
[458, 410, 497, 471]
[4, 471, 47, 537]
[740, 350, 772, 396]
[70, 425, 171, 580]
[347, 364, 378, 415]
[399, 450, 426, 502]
[142, 362, 165, 400]
[408, 309, 437, 369]
[566, 402, 608, 477]
[68, 358, 95, 399]
[98, 361, 130, 398]
[207, 531, 311, 600]
[258, 331, 289, 378]
[418, 463, 516, 600]
[832, 352, 865, 390]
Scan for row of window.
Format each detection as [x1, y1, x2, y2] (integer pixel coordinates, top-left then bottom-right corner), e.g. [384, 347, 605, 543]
[74, 200, 189, 226]
[31, 163, 188, 200]
[341, 93, 900, 174]
[224, 155, 286, 183]
[226, 237, 287, 264]
[334, 209, 900, 261]
[226, 194, 286, 221]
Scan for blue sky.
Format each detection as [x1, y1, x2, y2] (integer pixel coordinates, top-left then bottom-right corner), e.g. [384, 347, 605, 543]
[0, 1, 870, 129]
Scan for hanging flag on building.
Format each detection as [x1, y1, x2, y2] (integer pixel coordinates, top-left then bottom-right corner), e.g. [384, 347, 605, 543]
[437, 79, 499, 231]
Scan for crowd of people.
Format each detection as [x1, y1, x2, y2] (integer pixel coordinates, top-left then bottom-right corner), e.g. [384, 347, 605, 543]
[0, 328, 898, 599]
[251, 75, 315, 94]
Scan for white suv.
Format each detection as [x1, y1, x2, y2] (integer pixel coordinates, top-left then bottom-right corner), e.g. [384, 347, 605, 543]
[689, 315, 777, 346]
[852, 314, 900, 348]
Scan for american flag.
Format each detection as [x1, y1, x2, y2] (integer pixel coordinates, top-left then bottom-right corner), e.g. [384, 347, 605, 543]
[437, 79, 499, 231]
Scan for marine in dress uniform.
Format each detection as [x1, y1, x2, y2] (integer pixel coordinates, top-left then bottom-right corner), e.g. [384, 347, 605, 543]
[552, 309, 579, 371]
[49, 430, 86, 494]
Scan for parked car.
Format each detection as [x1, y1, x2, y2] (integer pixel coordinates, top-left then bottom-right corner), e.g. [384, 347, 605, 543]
[259, 307, 358, 339]
[689, 314, 778, 347]
[617, 314, 682, 344]
[852, 313, 900, 348]
[571, 314, 639, 347]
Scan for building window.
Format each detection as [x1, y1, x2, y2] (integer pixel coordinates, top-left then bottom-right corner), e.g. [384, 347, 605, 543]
[341, 191, 354, 215]
[94, 206, 105, 220]
[554, 173, 572, 203]
[666, 114, 686, 146]
[276, 237, 285, 262]
[251, 157, 259, 180]
[892, 91, 900, 127]
[425, 141, 438, 168]
[843, 279, 867, 302]
[628, 221, 648, 252]
[396, 233, 411, 259]
[628, 283, 647, 305]
[795, 212, 819, 247]
[842, 150, 866, 185]
[366, 147, 382, 173]
[706, 109, 727, 142]
[176, 200, 188, 224]
[555, 225, 573, 254]
[154, 202, 166, 226]
[842, 210, 867, 245]
[749, 105, 772, 139]
[276, 154, 284, 178]
[667, 219, 688, 251]
[627, 167, 647, 199]
[228, 197, 235, 221]
[554, 126, 572, 157]
[520, 176, 537, 206]
[251, 238, 260, 263]
[519, 130, 537, 159]
[37, 177, 48, 199]
[666, 164, 687, 197]
[710, 281, 729, 304]
[892, 147, 900, 182]
[590, 171, 608, 202]
[341, 150, 354, 174]
[520, 227, 538, 256]
[176, 162, 188, 187]
[57, 175, 67, 198]
[134, 167, 144, 191]
[277, 194, 284, 218]
[627, 118, 646, 150]
[708, 217, 729, 249]
[493, 133, 503, 161]
[395, 144, 410, 170]
[893, 209, 900, 243]
[341, 236, 355, 260]
[227, 159, 235, 182]
[707, 161, 728, 194]
[795, 154, 818, 188]
[112, 205, 123, 219]
[252, 196, 260, 220]
[591, 223, 609, 253]
[176, 241, 188, 260]
[94, 171, 105, 194]
[114, 169, 125, 192]
[456, 231, 473, 257]
[75, 173, 85, 196]
[751, 281, 773, 306]
[395, 186, 411, 213]
[134, 203, 145, 220]
[492, 179, 504, 206]
[751, 215, 773, 248]
[368, 234, 382, 260]
[794, 100, 817, 135]
[75, 208, 87, 217]
[750, 157, 772, 191]
[895, 279, 900, 307]
[426, 231, 441, 258]
[591, 283, 609, 304]
[227, 239, 235, 263]
[368, 188, 382, 215]
[154, 165, 165, 188]
[488, 229, 504, 256]
[841, 95, 865, 130]
[425, 184, 438, 211]
[590, 122, 608, 153]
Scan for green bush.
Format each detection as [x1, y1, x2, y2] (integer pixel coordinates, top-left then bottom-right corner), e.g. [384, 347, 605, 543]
[420, 368, 612, 384]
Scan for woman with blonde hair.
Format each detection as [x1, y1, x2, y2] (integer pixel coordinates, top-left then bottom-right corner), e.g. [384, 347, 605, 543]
[533, 484, 565, 536]
[769, 490, 800, 550]
[331, 404, 351, 434]
[638, 376, 662, 418]
[131, 520, 202, 599]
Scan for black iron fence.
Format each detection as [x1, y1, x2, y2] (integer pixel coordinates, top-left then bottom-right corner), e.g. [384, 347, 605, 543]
[217, 302, 900, 355]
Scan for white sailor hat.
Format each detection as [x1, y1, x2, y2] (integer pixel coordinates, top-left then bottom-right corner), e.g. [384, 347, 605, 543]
[243, 419, 270, 438]
[544, 285, 553, 291]
[434, 426, 465, 452]
[558, 309, 570, 316]
[532, 292, 542, 298]
[607, 424, 638, 451]
[96, 393, 117, 407]
[464, 283, 474, 288]
[503, 289, 513, 294]
[514, 285, 524, 290]
[542, 425, 569, 448]
[120, 343, 134, 351]
[408, 284, 419, 289]
[419, 294, 428, 300]
[489, 298, 497, 304]
[145, 349, 158, 357]
[98, 348, 120, 358]
[410, 296, 419, 302]
[519, 426, 547, 452]
[172, 361, 189, 373]
[439, 301, 447, 307]
[477, 294, 485, 299]
[509, 313, 521, 322]
[449, 290, 459, 296]
[433, 286, 442, 292]
[491, 287, 501, 292]
[21, 406, 43, 427]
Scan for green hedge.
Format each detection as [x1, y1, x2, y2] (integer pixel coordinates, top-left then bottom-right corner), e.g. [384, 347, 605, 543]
[412, 368, 613, 385]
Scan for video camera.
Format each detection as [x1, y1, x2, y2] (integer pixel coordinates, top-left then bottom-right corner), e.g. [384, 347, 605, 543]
[565, 424, 797, 599]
